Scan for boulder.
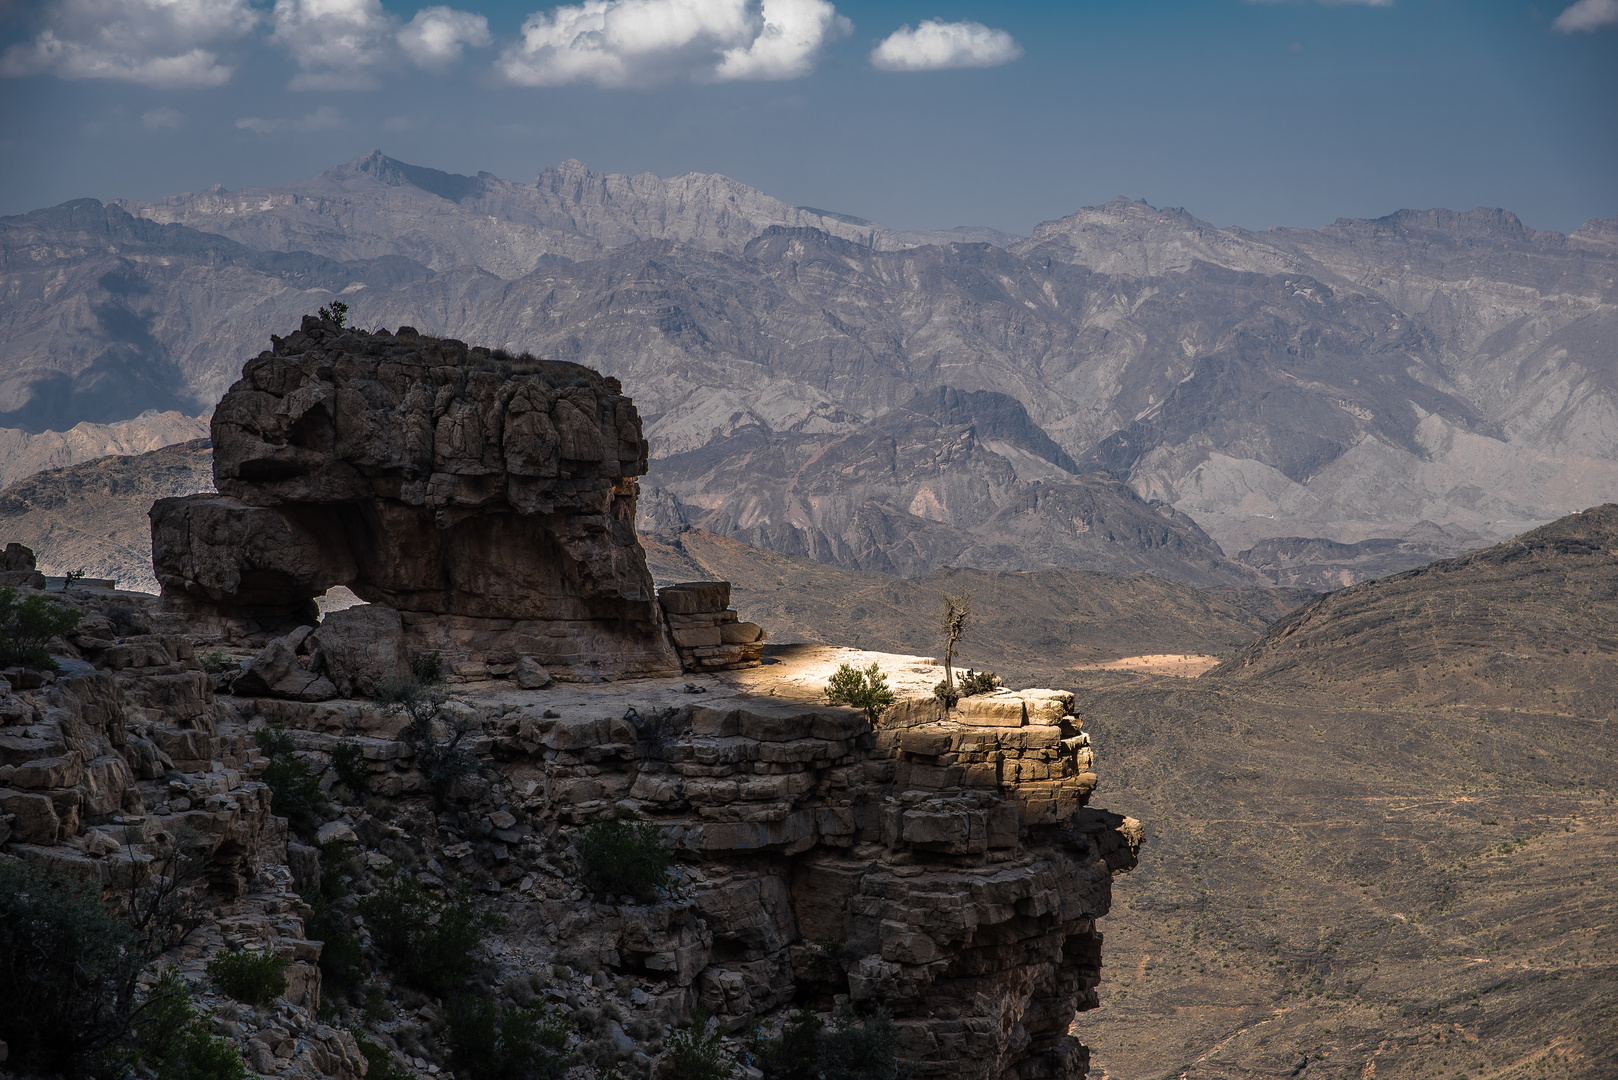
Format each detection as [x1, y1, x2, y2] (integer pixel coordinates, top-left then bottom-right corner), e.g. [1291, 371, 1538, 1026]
[0, 543, 36, 571]
[232, 636, 337, 701]
[311, 605, 407, 699]
[0, 790, 59, 844]
[516, 656, 552, 689]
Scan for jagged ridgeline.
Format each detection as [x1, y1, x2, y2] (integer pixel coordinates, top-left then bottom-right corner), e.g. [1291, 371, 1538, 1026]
[0, 317, 1142, 1080]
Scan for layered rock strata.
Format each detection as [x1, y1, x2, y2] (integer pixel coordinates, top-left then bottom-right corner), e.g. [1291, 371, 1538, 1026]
[150, 318, 679, 681]
[657, 581, 765, 671]
[2, 566, 1140, 1079]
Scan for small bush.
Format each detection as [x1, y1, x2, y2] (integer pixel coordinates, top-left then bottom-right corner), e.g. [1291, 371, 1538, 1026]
[444, 995, 568, 1080]
[818, 1007, 899, 1080]
[376, 674, 478, 807]
[206, 949, 288, 1005]
[0, 586, 82, 669]
[823, 661, 894, 724]
[254, 724, 329, 840]
[575, 817, 672, 903]
[753, 1007, 898, 1080]
[410, 650, 445, 685]
[198, 650, 230, 674]
[359, 872, 505, 997]
[351, 1029, 411, 1080]
[669, 1005, 733, 1080]
[137, 969, 252, 1080]
[317, 300, 349, 327]
[331, 740, 369, 796]
[957, 669, 1002, 697]
[0, 860, 141, 1073]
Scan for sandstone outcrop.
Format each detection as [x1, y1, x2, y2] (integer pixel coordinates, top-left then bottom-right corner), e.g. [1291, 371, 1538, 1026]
[657, 581, 764, 671]
[151, 318, 680, 681]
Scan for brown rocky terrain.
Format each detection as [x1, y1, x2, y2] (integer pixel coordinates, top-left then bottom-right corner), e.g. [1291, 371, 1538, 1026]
[642, 525, 1310, 681]
[700, 507, 1618, 1080]
[0, 438, 212, 591]
[0, 410, 207, 485]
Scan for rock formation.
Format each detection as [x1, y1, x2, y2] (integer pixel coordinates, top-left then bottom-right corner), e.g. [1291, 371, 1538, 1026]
[151, 318, 680, 681]
[657, 581, 764, 671]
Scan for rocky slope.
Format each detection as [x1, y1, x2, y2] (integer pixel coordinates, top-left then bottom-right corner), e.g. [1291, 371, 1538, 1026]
[0, 410, 207, 485]
[5, 154, 1616, 585]
[642, 525, 1309, 682]
[655, 508, 1618, 1080]
[0, 438, 213, 591]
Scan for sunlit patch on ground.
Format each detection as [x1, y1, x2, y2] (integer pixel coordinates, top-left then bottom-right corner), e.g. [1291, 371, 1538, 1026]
[1072, 654, 1221, 677]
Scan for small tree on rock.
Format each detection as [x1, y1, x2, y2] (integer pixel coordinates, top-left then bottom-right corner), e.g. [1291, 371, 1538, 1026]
[939, 591, 973, 695]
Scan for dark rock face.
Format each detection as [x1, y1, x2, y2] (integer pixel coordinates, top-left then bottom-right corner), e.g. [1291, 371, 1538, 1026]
[151, 318, 679, 680]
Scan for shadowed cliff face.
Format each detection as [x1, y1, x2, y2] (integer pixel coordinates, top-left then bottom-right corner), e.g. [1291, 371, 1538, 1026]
[149, 318, 680, 680]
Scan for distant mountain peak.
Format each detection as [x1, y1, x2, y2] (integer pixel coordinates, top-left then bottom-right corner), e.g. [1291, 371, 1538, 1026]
[325, 150, 484, 203]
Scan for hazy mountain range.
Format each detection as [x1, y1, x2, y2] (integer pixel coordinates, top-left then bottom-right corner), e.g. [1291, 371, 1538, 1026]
[3, 151, 1615, 587]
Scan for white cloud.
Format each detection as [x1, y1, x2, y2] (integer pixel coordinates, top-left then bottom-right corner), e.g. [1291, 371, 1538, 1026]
[270, 0, 397, 89]
[714, 0, 850, 80]
[236, 103, 345, 133]
[498, 0, 849, 87]
[142, 105, 186, 129]
[399, 6, 492, 67]
[1553, 0, 1618, 31]
[0, 0, 258, 87]
[869, 18, 1021, 72]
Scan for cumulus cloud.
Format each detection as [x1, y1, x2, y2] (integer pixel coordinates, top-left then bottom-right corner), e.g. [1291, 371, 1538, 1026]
[399, 6, 492, 67]
[0, 0, 259, 87]
[270, 0, 398, 89]
[1553, 0, 1618, 31]
[498, 0, 850, 87]
[714, 0, 851, 80]
[142, 105, 185, 129]
[869, 18, 1021, 72]
[236, 103, 345, 133]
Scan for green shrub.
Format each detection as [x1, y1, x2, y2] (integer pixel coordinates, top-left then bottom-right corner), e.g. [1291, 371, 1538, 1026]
[752, 1007, 897, 1080]
[137, 969, 251, 1080]
[331, 740, 369, 796]
[0, 860, 142, 1073]
[444, 995, 568, 1080]
[376, 675, 478, 807]
[351, 1029, 411, 1080]
[668, 1005, 733, 1080]
[198, 650, 231, 674]
[254, 724, 329, 840]
[358, 872, 504, 996]
[299, 842, 365, 995]
[410, 650, 444, 685]
[750, 1011, 821, 1080]
[575, 817, 672, 903]
[206, 949, 288, 1005]
[957, 669, 1002, 697]
[317, 300, 349, 327]
[818, 1007, 899, 1080]
[823, 662, 895, 724]
[0, 586, 82, 669]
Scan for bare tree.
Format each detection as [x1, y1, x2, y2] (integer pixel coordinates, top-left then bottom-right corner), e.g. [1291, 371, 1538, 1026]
[939, 591, 973, 693]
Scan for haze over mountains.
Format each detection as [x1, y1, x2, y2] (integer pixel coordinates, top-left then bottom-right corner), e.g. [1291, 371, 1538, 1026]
[3, 151, 1615, 587]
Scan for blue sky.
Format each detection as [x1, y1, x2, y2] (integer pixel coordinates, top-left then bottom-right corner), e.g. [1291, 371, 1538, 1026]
[1, 0, 1614, 234]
